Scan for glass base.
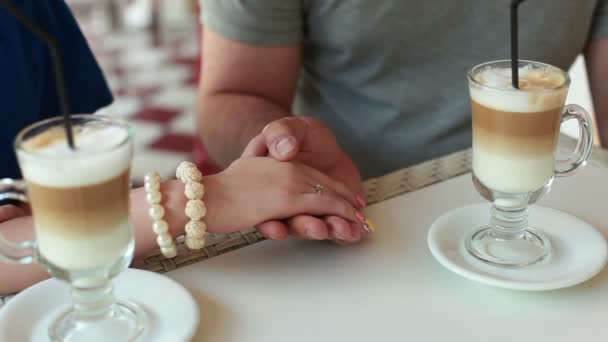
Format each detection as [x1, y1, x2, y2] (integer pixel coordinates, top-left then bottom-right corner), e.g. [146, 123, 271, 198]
[48, 299, 148, 342]
[465, 226, 552, 268]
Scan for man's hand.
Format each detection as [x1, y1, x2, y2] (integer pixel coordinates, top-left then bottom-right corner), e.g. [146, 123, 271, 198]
[242, 117, 368, 243]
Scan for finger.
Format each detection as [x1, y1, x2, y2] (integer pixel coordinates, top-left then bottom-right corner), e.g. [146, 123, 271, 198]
[286, 215, 329, 240]
[0, 205, 27, 222]
[303, 167, 360, 209]
[242, 134, 269, 158]
[347, 221, 364, 242]
[333, 223, 365, 245]
[256, 220, 289, 240]
[297, 191, 359, 225]
[324, 216, 353, 241]
[262, 118, 308, 161]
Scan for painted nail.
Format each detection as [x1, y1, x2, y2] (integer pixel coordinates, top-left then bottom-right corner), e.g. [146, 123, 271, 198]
[355, 211, 373, 234]
[356, 194, 366, 208]
[361, 221, 372, 234]
[306, 228, 325, 240]
[275, 137, 296, 157]
[355, 211, 366, 223]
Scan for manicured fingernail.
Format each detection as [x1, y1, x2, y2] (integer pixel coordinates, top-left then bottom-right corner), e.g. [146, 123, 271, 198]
[275, 137, 296, 157]
[306, 228, 325, 240]
[355, 211, 365, 223]
[269, 232, 285, 240]
[356, 211, 375, 233]
[356, 194, 366, 208]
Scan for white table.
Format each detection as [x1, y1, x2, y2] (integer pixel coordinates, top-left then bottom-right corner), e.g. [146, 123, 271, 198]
[168, 165, 608, 342]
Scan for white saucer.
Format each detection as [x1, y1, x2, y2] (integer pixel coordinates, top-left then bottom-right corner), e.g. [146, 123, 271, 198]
[428, 203, 608, 291]
[0, 268, 199, 341]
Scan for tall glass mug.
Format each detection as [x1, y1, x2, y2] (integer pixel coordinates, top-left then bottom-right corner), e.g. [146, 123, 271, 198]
[0, 116, 148, 341]
[467, 60, 593, 268]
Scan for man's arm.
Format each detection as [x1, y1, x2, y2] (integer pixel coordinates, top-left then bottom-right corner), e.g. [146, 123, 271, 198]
[197, 28, 301, 168]
[197, 29, 367, 243]
[585, 39, 608, 147]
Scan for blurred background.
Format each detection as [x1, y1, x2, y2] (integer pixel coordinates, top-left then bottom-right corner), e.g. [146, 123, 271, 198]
[67, 0, 204, 185]
[66, 0, 597, 184]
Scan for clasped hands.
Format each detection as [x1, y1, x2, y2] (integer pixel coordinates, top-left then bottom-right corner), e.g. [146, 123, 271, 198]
[241, 116, 369, 244]
[0, 117, 371, 245]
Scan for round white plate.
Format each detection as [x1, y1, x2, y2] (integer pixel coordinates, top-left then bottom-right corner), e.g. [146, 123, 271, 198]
[428, 203, 608, 291]
[0, 268, 199, 341]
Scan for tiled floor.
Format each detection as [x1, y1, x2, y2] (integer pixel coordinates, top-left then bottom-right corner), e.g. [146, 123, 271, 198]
[88, 28, 201, 185]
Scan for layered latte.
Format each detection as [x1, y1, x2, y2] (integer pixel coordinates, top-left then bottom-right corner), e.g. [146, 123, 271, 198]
[18, 124, 132, 270]
[470, 65, 568, 194]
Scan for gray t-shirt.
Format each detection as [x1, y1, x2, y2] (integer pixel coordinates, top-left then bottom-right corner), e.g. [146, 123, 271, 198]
[201, 0, 608, 179]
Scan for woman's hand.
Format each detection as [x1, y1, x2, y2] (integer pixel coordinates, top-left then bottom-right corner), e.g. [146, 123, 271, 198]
[204, 157, 366, 235]
[0, 203, 30, 223]
[241, 117, 367, 243]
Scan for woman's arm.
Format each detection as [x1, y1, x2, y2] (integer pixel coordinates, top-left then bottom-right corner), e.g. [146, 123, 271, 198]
[0, 157, 365, 294]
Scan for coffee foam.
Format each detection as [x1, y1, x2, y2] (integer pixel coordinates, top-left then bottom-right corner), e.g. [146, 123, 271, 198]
[470, 67, 568, 113]
[18, 126, 132, 187]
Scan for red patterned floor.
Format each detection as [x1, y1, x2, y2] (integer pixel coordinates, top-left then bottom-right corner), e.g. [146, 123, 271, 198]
[86, 29, 204, 185]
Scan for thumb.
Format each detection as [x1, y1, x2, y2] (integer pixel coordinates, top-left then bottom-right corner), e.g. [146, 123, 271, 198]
[261, 118, 307, 161]
[241, 134, 269, 158]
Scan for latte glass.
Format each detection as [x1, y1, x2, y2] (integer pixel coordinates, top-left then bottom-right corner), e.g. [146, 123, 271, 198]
[466, 60, 593, 268]
[0, 116, 148, 341]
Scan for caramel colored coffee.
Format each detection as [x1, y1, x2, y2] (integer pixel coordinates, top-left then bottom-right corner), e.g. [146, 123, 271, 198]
[27, 170, 130, 237]
[472, 101, 561, 156]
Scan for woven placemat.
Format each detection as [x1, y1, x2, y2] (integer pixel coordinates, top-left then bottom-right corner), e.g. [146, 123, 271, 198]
[131, 149, 473, 273]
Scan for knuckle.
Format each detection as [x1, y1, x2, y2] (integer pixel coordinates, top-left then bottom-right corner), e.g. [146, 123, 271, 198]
[266, 120, 291, 135]
[282, 192, 300, 212]
[281, 162, 300, 180]
[278, 170, 301, 194]
[335, 199, 352, 217]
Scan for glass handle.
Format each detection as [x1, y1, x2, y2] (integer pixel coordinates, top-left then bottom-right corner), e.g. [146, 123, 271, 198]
[555, 104, 594, 177]
[0, 181, 36, 264]
[0, 234, 37, 264]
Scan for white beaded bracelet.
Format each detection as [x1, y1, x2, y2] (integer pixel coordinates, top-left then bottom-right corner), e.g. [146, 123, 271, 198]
[144, 171, 177, 258]
[176, 161, 207, 250]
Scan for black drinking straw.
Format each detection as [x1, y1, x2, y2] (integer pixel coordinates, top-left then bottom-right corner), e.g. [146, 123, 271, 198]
[0, 0, 75, 149]
[511, 0, 527, 89]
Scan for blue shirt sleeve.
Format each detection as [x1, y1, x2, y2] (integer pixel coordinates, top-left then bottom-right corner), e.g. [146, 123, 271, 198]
[0, 0, 113, 179]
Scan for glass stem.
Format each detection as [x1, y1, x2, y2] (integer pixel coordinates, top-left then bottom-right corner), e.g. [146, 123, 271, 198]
[70, 281, 116, 320]
[489, 203, 529, 240]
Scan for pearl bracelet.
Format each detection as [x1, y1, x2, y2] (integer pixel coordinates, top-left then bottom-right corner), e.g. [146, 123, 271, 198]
[144, 171, 177, 258]
[176, 161, 207, 250]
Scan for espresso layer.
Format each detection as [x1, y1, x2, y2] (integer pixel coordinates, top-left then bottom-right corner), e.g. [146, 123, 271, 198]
[472, 100, 561, 136]
[27, 169, 130, 237]
[473, 127, 558, 155]
[472, 100, 561, 155]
